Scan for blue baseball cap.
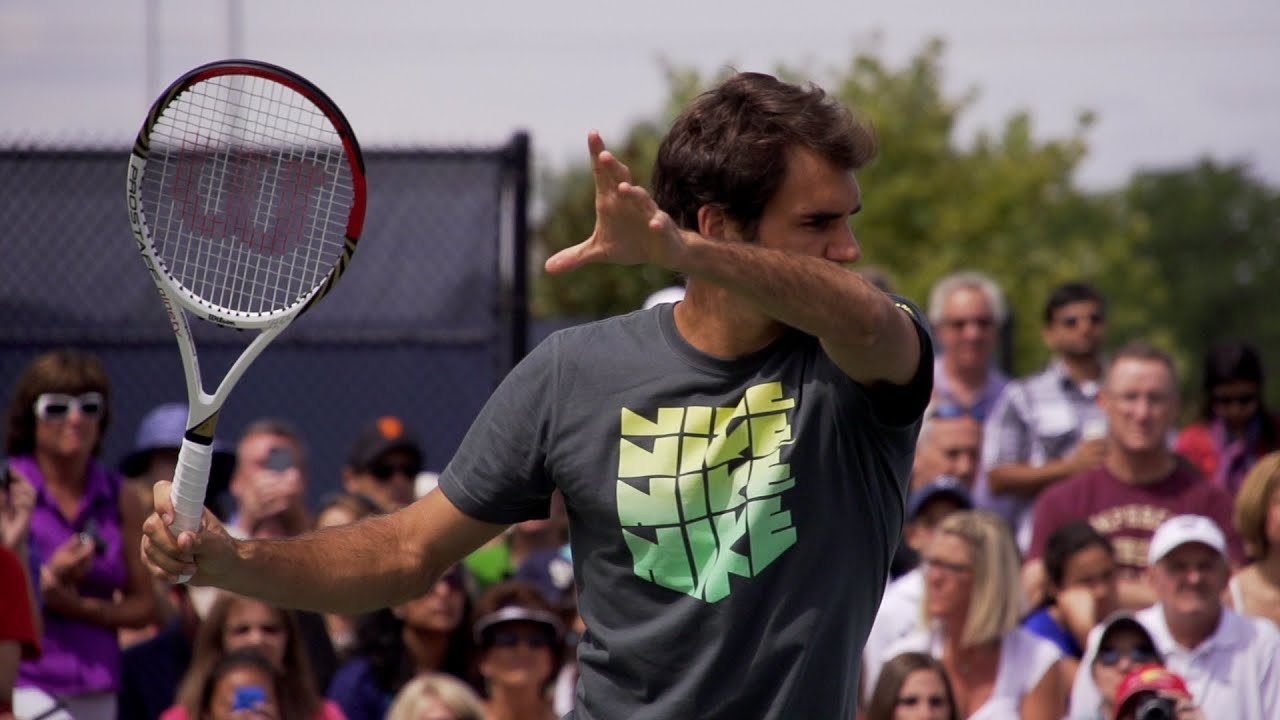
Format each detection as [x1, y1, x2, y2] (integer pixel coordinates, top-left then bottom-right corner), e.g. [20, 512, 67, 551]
[119, 402, 233, 478]
[906, 476, 973, 521]
[513, 546, 575, 610]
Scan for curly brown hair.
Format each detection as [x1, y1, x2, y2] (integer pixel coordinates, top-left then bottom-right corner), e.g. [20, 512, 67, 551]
[652, 71, 876, 241]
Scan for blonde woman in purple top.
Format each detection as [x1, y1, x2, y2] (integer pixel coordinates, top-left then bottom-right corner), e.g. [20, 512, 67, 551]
[6, 350, 155, 720]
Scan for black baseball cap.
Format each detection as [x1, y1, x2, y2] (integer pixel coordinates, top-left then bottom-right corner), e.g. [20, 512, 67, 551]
[346, 416, 424, 470]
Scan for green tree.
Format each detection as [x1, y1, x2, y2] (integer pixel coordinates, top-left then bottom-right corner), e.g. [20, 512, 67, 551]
[533, 39, 1158, 376]
[1126, 159, 1280, 408]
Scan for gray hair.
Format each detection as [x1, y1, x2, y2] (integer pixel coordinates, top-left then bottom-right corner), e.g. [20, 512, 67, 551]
[927, 271, 1008, 326]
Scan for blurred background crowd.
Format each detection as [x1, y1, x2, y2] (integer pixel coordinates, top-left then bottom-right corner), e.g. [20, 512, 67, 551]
[3, 7, 1279, 717]
[4, 270, 1280, 719]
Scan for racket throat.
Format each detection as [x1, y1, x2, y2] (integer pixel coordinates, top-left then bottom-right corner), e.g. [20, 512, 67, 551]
[185, 412, 221, 445]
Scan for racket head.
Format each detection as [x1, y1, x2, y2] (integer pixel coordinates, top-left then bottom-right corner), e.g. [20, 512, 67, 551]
[127, 59, 367, 329]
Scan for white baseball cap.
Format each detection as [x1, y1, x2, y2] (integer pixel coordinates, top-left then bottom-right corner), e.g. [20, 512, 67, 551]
[643, 286, 686, 309]
[1147, 514, 1227, 565]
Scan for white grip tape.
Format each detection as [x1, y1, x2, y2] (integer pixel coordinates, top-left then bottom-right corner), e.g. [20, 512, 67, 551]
[170, 438, 213, 583]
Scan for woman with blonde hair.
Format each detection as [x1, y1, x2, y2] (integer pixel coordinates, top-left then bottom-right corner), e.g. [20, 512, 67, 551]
[883, 510, 1065, 719]
[1229, 450, 1280, 627]
[386, 672, 485, 720]
[162, 591, 345, 719]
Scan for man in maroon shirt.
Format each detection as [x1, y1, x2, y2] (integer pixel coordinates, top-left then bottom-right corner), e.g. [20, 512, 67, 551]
[1024, 341, 1243, 610]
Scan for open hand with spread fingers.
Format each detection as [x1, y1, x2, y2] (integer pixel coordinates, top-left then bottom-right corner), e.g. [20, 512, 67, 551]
[544, 131, 687, 274]
[140, 479, 238, 585]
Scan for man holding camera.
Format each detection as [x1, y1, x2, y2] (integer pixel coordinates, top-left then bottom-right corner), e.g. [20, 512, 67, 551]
[1070, 514, 1280, 718]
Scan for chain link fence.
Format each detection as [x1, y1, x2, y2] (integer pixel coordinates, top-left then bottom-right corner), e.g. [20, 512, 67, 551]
[0, 137, 530, 509]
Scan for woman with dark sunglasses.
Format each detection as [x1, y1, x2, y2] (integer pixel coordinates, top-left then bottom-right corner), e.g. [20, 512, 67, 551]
[473, 580, 563, 720]
[1078, 613, 1160, 720]
[1065, 611, 1208, 720]
[1175, 341, 1279, 497]
[5, 350, 156, 720]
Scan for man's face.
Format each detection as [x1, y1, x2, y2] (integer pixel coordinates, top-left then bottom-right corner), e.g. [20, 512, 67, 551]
[1100, 358, 1178, 454]
[346, 447, 420, 512]
[232, 432, 303, 500]
[745, 146, 862, 264]
[914, 416, 981, 488]
[1150, 543, 1228, 623]
[1042, 299, 1106, 359]
[935, 287, 997, 373]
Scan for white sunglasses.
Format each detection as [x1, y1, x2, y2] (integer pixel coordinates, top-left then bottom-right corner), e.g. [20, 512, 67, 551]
[34, 392, 105, 421]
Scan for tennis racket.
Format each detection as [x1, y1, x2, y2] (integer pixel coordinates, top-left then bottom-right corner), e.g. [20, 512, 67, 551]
[126, 59, 366, 572]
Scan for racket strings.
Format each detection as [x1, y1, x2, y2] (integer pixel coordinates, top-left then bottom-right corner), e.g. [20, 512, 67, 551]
[142, 72, 354, 316]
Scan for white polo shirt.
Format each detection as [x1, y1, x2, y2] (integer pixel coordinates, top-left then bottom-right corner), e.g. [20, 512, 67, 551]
[1069, 605, 1280, 720]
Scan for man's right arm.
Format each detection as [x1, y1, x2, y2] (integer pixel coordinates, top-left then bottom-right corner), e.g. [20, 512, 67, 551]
[982, 385, 1046, 496]
[142, 485, 506, 615]
[987, 455, 1089, 497]
[982, 382, 1104, 497]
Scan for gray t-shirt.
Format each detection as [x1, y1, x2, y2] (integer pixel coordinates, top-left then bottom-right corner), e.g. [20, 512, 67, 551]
[440, 301, 933, 719]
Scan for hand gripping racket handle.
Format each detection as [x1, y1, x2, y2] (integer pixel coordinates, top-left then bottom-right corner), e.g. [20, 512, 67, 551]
[170, 437, 214, 583]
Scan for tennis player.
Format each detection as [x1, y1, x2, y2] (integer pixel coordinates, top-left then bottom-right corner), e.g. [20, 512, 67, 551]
[142, 71, 933, 719]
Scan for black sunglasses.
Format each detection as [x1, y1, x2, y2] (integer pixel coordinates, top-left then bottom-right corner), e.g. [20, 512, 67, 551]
[1057, 312, 1105, 329]
[1097, 646, 1158, 666]
[1212, 392, 1259, 408]
[367, 461, 421, 482]
[488, 628, 555, 649]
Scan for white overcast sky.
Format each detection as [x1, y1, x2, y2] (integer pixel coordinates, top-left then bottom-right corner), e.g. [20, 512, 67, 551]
[2, 0, 1278, 191]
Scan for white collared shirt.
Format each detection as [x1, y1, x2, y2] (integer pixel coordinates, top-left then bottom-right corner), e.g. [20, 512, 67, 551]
[1069, 605, 1280, 720]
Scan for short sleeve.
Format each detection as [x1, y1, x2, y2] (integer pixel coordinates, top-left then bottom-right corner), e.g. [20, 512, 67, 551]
[1015, 627, 1064, 691]
[861, 297, 935, 428]
[1026, 481, 1072, 562]
[437, 335, 561, 525]
[982, 382, 1032, 469]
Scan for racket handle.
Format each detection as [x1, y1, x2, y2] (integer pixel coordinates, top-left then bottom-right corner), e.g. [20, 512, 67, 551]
[170, 438, 214, 584]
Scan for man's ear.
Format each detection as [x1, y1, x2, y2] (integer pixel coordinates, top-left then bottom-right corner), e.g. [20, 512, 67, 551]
[697, 204, 739, 241]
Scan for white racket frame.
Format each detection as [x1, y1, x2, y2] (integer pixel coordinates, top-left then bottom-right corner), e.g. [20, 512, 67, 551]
[125, 60, 365, 577]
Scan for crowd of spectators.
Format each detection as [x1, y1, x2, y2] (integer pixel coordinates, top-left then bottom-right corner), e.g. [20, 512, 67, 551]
[4, 270, 1279, 719]
[861, 272, 1280, 719]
